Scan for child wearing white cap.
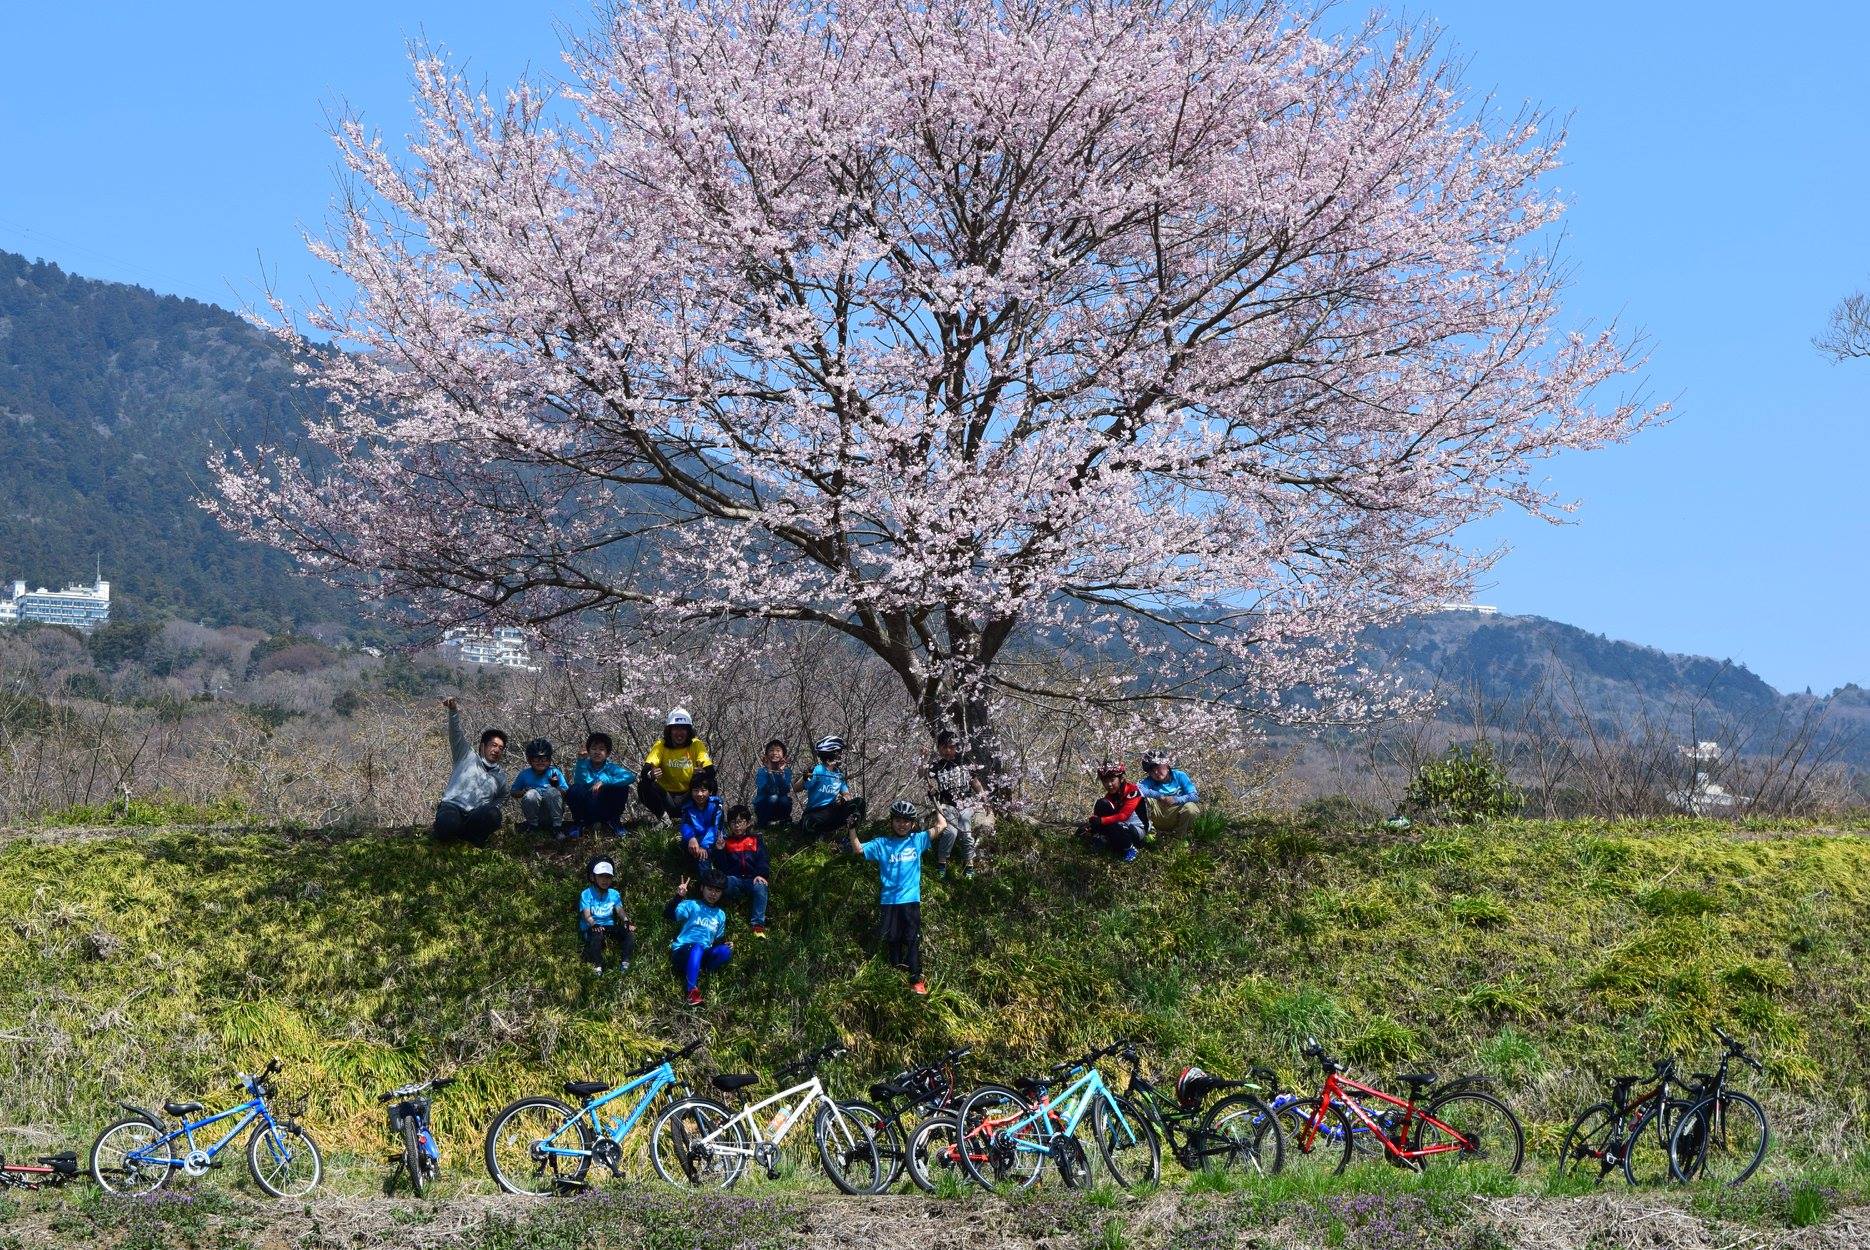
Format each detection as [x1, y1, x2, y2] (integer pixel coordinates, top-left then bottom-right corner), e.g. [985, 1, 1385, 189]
[579, 859, 635, 974]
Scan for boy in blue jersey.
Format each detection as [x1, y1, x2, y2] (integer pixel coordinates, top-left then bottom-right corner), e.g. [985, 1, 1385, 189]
[677, 769, 725, 870]
[849, 799, 946, 996]
[512, 738, 571, 837]
[665, 871, 732, 1007]
[752, 740, 794, 829]
[1136, 751, 1201, 840]
[578, 859, 635, 974]
[568, 732, 637, 836]
[798, 736, 867, 839]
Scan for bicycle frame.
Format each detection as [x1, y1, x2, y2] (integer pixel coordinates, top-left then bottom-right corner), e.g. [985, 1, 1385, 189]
[1303, 1072, 1465, 1163]
[537, 1063, 680, 1162]
[703, 1077, 845, 1157]
[999, 1068, 1137, 1154]
[130, 1094, 280, 1172]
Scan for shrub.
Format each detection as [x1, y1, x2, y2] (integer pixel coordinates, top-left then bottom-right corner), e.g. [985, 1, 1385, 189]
[1403, 744, 1521, 826]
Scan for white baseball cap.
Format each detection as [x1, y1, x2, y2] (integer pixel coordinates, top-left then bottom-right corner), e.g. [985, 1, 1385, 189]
[592, 861, 615, 876]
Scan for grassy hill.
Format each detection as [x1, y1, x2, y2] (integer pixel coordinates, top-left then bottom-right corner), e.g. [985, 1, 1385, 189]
[2, 816, 1868, 1193]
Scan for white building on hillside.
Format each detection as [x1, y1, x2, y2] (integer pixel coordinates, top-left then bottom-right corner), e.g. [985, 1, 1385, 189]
[440, 626, 540, 671]
[1, 576, 112, 632]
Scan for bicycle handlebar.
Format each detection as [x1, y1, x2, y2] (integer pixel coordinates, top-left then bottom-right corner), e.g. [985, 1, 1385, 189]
[777, 1042, 848, 1081]
[629, 1038, 705, 1079]
[377, 1076, 455, 1102]
[1713, 1025, 1764, 1073]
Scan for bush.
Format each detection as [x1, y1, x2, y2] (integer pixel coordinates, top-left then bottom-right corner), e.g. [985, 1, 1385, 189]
[1403, 743, 1521, 826]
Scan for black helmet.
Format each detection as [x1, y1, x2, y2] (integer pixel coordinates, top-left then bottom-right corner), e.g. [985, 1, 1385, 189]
[525, 738, 554, 760]
[1142, 750, 1169, 768]
[889, 799, 919, 821]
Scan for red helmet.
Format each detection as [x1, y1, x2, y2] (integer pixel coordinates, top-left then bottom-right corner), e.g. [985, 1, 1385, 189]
[1097, 758, 1126, 780]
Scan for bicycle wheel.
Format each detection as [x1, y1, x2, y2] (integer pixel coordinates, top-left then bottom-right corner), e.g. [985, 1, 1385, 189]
[1092, 1096, 1162, 1189]
[402, 1117, 428, 1197]
[905, 1115, 964, 1194]
[485, 1097, 591, 1195]
[1201, 1092, 1285, 1177]
[1413, 1091, 1523, 1175]
[1670, 1092, 1768, 1187]
[1273, 1098, 1352, 1175]
[954, 1084, 1046, 1191]
[247, 1123, 322, 1198]
[1622, 1099, 1692, 1186]
[814, 1102, 884, 1195]
[89, 1116, 172, 1196]
[839, 1101, 904, 1190]
[1557, 1102, 1621, 1183]
[649, 1098, 745, 1189]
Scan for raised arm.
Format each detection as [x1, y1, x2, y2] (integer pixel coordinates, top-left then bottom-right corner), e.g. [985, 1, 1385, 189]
[442, 697, 469, 763]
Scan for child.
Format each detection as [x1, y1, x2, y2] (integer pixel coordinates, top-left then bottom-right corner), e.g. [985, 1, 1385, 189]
[752, 740, 794, 829]
[568, 732, 636, 837]
[1079, 759, 1146, 862]
[849, 799, 945, 996]
[925, 730, 995, 878]
[711, 805, 771, 938]
[579, 859, 635, 973]
[798, 736, 866, 838]
[677, 769, 724, 870]
[1135, 751, 1201, 840]
[665, 871, 732, 1007]
[639, 708, 713, 824]
[512, 738, 570, 836]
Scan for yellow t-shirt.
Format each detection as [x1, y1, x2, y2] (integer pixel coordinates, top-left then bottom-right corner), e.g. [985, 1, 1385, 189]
[646, 737, 712, 796]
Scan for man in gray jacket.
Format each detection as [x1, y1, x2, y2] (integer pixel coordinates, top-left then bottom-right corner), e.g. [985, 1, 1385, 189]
[433, 697, 508, 845]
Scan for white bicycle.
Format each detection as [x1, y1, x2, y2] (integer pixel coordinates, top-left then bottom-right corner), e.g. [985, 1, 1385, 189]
[649, 1042, 883, 1195]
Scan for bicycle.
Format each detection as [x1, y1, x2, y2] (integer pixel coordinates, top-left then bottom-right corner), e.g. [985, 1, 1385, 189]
[484, 1039, 703, 1195]
[954, 1040, 1161, 1191]
[836, 1045, 974, 1191]
[1280, 1040, 1523, 1175]
[89, 1057, 322, 1198]
[379, 1075, 456, 1197]
[1558, 1057, 1697, 1186]
[1111, 1041, 1284, 1177]
[648, 1041, 884, 1195]
[0, 1150, 81, 1191]
[1669, 1025, 1769, 1187]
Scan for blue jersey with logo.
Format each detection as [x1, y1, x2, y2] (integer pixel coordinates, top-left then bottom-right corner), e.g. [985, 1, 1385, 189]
[803, 763, 849, 811]
[579, 886, 623, 930]
[670, 898, 728, 949]
[860, 830, 931, 905]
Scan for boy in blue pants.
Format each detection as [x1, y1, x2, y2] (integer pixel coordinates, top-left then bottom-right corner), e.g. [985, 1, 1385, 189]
[666, 871, 731, 1007]
[849, 799, 946, 996]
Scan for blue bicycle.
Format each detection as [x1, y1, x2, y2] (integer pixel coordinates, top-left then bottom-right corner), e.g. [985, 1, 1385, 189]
[89, 1058, 322, 1198]
[954, 1040, 1161, 1190]
[484, 1039, 702, 1194]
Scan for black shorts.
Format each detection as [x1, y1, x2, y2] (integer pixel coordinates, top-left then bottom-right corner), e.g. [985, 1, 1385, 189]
[879, 901, 921, 943]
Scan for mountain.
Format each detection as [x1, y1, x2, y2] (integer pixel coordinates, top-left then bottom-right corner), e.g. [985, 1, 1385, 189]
[0, 250, 352, 630]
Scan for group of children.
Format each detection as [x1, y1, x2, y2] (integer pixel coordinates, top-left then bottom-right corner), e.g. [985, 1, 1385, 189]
[432, 701, 1199, 1004]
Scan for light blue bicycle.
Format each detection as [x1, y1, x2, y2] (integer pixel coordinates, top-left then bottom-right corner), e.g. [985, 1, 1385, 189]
[483, 1039, 703, 1194]
[953, 1040, 1161, 1190]
[89, 1057, 322, 1198]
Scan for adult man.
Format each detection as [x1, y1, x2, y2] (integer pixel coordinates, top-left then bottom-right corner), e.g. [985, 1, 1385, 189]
[1136, 750, 1201, 839]
[433, 697, 508, 845]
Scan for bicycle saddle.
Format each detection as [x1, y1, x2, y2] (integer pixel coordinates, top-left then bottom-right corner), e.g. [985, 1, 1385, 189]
[164, 1101, 204, 1117]
[1394, 1072, 1438, 1091]
[1013, 1076, 1047, 1095]
[40, 1154, 79, 1175]
[870, 1081, 907, 1102]
[1611, 1074, 1642, 1088]
[712, 1073, 759, 1093]
[562, 1081, 610, 1099]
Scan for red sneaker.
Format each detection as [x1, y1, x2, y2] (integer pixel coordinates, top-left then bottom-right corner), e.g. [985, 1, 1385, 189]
[686, 988, 703, 1007]
[752, 925, 768, 939]
[911, 979, 929, 996]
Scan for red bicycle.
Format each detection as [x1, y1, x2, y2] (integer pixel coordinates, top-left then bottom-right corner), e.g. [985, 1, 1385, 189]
[1, 1149, 81, 1191]
[1280, 1040, 1523, 1175]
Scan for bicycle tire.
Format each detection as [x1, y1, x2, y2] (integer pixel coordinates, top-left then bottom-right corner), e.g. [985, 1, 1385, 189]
[1621, 1098, 1693, 1186]
[814, 1102, 884, 1195]
[402, 1117, 428, 1197]
[904, 1114, 963, 1194]
[954, 1083, 1047, 1191]
[649, 1097, 744, 1189]
[1092, 1095, 1162, 1189]
[1274, 1098, 1352, 1175]
[839, 1100, 905, 1190]
[484, 1096, 590, 1195]
[1200, 1091, 1285, 1177]
[247, 1123, 322, 1198]
[1557, 1102, 1621, 1183]
[89, 1115, 172, 1196]
[1670, 1091, 1768, 1187]
[1412, 1090, 1523, 1175]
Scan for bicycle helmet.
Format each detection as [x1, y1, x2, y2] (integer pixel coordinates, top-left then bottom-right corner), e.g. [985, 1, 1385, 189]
[815, 735, 845, 758]
[666, 708, 693, 728]
[1141, 750, 1170, 768]
[889, 799, 919, 821]
[524, 738, 554, 760]
[1097, 758, 1126, 780]
[1177, 1065, 1220, 1109]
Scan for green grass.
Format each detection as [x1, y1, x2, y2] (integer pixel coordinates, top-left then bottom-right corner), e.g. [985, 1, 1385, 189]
[3, 815, 1869, 1197]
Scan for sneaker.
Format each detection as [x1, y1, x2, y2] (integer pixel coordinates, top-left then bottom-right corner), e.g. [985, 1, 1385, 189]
[612, 822, 630, 838]
[963, 865, 976, 880]
[936, 862, 949, 879]
[911, 979, 929, 996]
[589, 964, 604, 974]
[686, 988, 704, 1007]
[618, 960, 631, 973]
[1122, 846, 1140, 863]
[752, 925, 767, 940]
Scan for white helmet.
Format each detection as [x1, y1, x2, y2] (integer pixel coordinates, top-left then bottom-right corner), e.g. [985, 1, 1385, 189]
[666, 708, 693, 728]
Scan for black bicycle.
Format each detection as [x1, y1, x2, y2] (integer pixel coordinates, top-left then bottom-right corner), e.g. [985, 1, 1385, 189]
[1112, 1041, 1285, 1176]
[1669, 1026, 1769, 1187]
[836, 1046, 974, 1191]
[379, 1076, 456, 1197]
[1558, 1057, 1695, 1186]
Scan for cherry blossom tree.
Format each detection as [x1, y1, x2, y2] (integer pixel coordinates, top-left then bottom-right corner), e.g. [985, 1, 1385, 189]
[215, 0, 1654, 769]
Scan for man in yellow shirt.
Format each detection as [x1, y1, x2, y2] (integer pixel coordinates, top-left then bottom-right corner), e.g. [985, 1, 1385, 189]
[640, 708, 713, 825]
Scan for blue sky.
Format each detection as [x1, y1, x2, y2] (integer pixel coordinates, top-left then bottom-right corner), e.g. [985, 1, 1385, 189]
[3, 2, 1866, 693]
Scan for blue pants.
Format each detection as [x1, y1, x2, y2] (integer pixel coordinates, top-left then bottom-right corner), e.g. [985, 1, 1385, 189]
[568, 783, 630, 826]
[670, 942, 732, 991]
[753, 794, 793, 827]
[721, 876, 768, 926]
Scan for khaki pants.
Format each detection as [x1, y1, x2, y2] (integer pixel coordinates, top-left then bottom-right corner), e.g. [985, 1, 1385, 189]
[1147, 799, 1199, 838]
